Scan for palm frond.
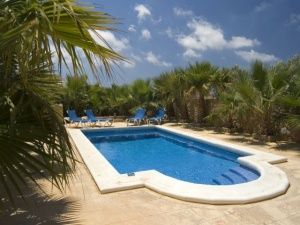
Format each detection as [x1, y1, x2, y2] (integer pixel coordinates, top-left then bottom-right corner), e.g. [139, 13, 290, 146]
[0, 0, 126, 79]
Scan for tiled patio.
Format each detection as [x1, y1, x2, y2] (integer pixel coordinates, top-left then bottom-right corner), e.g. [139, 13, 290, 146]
[1, 123, 300, 225]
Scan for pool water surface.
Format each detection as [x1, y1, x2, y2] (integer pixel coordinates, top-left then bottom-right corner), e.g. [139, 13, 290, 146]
[83, 127, 259, 185]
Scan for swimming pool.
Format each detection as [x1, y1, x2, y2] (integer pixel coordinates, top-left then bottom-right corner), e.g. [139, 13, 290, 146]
[84, 127, 259, 185]
[69, 126, 289, 204]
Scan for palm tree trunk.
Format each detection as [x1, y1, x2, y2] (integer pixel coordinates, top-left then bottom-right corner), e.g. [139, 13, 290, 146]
[199, 94, 207, 122]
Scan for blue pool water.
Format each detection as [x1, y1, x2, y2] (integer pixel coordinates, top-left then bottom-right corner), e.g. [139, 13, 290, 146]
[83, 127, 259, 185]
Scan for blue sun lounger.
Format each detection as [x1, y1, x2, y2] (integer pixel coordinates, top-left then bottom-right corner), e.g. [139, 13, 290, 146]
[84, 109, 113, 127]
[148, 108, 166, 125]
[66, 109, 88, 127]
[126, 108, 146, 126]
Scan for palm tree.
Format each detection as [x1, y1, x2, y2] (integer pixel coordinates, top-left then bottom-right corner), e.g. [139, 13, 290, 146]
[211, 61, 293, 136]
[0, 0, 124, 204]
[153, 69, 188, 121]
[243, 61, 292, 135]
[184, 62, 218, 123]
[206, 67, 250, 131]
[104, 84, 134, 115]
[275, 56, 300, 141]
[63, 75, 90, 115]
[88, 84, 109, 115]
[130, 79, 157, 115]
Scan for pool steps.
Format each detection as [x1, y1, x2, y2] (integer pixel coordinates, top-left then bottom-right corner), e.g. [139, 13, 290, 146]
[213, 166, 259, 185]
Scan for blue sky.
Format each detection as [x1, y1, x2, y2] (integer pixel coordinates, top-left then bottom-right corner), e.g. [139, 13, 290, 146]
[87, 0, 300, 84]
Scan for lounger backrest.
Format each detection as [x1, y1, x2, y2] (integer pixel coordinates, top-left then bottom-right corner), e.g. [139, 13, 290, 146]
[135, 108, 145, 119]
[156, 108, 165, 118]
[67, 110, 78, 121]
[85, 109, 97, 120]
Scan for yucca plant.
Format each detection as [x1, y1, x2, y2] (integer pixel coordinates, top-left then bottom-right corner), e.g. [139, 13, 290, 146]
[0, 0, 124, 205]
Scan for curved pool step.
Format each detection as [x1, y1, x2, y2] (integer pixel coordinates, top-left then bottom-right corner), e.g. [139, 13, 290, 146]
[222, 171, 247, 184]
[212, 171, 245, 185]
[212, 175, 232, 185]
[229, 166, 259, 181]
[213, 166, 259, 185]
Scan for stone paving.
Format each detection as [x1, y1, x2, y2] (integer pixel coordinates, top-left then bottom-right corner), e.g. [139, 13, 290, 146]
[1, 122, 300, 225]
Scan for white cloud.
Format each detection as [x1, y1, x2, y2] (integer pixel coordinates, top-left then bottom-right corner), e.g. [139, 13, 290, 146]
[151, 16, 162, 24]
[130, 53, 142, 62]
[134, 4, 151, 21]
[166, 27, 175, 38]
[183, 49, 202, 59]
[121, 61, 136, 69]
[227, 36, 260, 49]
[176, 19, 260, 58]
[141, 29, 151, 40]
[289, 13, 300, 26]
[128, 24, 136, 32]
[173, 7, 193, 17]
[90, 30, 129, 52]
[288, 14, 300, 31]
[254, 1, 272, 13]
[235, 50, 278, 63]
[177, 19, 227, 51]
[145, 51, 172, 67]
[120, 53, 143, 69]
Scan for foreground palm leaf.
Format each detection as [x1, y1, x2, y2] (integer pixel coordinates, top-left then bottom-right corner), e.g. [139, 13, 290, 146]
[0, 55, 75, 204]
[0, 0, 124, 78]
[0, 0, 124, 205]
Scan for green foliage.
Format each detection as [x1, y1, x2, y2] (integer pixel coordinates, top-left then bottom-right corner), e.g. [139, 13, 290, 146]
[184, 62, 219, 122]
[63, 75, 90, 115]
[63, 77, 157, 116]
[277, 57, 300, 131]
[63, 56, 300, 141]
[0, 53, 76, 205]
[153, 69, 188, 120]
[210, 58, 300, 137]
[62, 57, 300, 138]
[0, 0, 124, 205]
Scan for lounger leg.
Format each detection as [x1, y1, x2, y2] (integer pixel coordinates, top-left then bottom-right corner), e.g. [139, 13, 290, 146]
[104, 121, 112, 127]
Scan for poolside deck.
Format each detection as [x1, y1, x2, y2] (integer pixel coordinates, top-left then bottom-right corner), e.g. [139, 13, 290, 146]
[1, 122, 300, 225]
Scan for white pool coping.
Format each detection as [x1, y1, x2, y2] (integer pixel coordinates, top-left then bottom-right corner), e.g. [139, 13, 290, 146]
[68, 126, 289, 204]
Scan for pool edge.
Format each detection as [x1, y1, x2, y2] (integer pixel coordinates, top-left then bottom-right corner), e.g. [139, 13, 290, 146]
[68, 126, 290, 205]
